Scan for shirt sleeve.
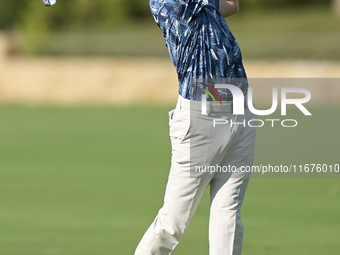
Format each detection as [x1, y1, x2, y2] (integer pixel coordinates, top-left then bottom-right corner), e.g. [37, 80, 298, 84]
[150, 0, 212, 28]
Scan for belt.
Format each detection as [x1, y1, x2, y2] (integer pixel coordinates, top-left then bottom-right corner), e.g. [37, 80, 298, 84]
[177, 95, 248, 113]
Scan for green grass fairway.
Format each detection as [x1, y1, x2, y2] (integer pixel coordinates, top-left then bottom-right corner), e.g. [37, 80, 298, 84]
[0, 105, 339, 255]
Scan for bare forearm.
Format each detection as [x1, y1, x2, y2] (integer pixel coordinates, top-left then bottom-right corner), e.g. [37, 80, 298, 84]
[219, 0, 239, 18]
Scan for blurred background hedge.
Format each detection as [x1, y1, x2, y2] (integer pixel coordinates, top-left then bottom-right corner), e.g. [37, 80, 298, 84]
[0, 0, 339, 58]
[0, 0, 332, 30]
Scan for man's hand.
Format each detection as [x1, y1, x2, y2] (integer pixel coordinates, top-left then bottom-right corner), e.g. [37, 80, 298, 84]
[219, 0, 239, 18]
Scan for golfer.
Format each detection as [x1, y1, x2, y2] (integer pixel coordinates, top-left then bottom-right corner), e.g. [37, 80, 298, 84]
[135, 1, 257, 254]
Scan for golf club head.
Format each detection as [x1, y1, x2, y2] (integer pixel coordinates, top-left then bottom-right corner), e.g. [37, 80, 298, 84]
[43, 0, 57, 7]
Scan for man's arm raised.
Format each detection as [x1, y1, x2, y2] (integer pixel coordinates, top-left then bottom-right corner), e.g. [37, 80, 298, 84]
[219, 0, 239, 18]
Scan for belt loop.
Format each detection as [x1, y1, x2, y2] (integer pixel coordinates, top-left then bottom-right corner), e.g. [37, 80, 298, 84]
[178, 95, 183, 110]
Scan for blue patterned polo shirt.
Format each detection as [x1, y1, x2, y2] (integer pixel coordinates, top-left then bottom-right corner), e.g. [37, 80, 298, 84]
[150, 0, 248, 100]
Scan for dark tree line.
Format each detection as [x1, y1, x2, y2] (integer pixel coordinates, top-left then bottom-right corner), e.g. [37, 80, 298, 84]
[0, 0, 332, 30]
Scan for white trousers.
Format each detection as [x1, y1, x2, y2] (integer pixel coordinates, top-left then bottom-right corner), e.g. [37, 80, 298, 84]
[135, 96, 257, 255]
